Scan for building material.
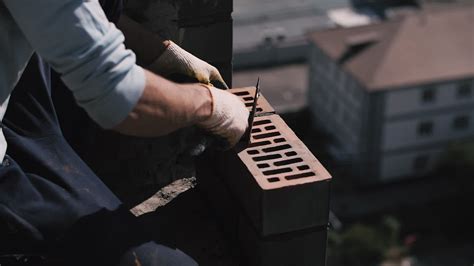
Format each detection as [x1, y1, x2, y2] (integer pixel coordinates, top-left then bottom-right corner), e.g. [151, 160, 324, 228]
[217, 113, 331, 236]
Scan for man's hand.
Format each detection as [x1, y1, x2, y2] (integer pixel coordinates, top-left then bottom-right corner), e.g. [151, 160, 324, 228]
[198, 85, 249, 149]
[114, 71, 248, 150]
[148, 41, 229, 89]
[117, 16, 228, 89]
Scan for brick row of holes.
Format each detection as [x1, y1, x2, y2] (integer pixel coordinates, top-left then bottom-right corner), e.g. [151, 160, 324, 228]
[253, 120, 271, 126]
[267, 177, 280, 183]
[253, 131, 281, 140]
[274, 157, 303, 166]
[246, 118, 317, 182]
[263, 167, 293, 176]
[247, 150, 259, 155]
[253, 154, 282, 162]
[274, 138, 286, 143]
[243, 96, 253, 101]
[247, 147, 296, 157]
[258, 163, 311, 173]
[267, 171, 316, 183]
[247, 145, 297, 158]
[248, 140, 272, 149]
[285, 171, 316, 180]
[244, 103, 264, 112]
[246, 139, 288, 155]
[298, 165, 310, 171]
[262, 144, 291, 153]
[233, 91, 250, 96]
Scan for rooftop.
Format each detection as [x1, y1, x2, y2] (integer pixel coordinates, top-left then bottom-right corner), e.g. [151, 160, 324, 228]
[308, 4, 474, 91]
[233, 0, 347, 51]
[233, 63, 308, 113]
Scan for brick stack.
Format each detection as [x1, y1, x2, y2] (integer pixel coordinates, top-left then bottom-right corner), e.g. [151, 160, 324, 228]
[198, 87, 331, 266]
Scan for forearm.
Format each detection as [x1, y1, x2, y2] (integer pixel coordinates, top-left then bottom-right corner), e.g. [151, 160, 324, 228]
[117, 15, 169, 66]
[113, 70, 212, 137]
[3, 0, 147, 129]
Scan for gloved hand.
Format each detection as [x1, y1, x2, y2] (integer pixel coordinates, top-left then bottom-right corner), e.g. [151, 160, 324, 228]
[149, 41, 229, 89]
[197, 85, 249, 149]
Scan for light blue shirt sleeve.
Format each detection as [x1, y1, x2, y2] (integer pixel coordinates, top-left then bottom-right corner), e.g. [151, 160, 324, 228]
[2, 0, 145, 129]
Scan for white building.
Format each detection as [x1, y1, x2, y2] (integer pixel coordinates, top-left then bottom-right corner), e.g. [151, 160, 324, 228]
[307, 5, 474, 182]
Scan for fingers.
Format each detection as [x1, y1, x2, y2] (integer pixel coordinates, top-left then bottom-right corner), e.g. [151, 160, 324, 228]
[210, 68, 229, 90]
[198, 87, 249, 150]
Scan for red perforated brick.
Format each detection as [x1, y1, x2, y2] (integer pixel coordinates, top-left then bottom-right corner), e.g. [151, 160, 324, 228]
[229, 87, 275, 115]
[216, 114, 331, 236]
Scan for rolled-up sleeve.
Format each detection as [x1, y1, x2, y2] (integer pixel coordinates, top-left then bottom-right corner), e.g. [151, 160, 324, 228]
[2, 0, 145, 128]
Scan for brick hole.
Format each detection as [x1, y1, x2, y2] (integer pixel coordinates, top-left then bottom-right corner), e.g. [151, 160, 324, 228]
[251, 128, 262, 133]
[263, 167, 293, 176]
[253, 120, 272, 126]
[243, 96, 253, 101]
[253, 131, 281, 140]
[247, 150, 259, 155]
[256, 108, 263, 112]
[257, 163, 270, 169]
[234, 91, 250, 96]
[285, 172, 316, 180]
[252, 154, 282, 162]
[297, 165, 310, 171]
[265, 125, 276, 131]
[285, 151, 297, 157]
[248, 140, 271, 148]
[267, 177, 280, 183]
[262, 144, 291, 153]
[274, 157, 303, 166]
[245, 103, 253, 107]
[274, 138, 286, 143]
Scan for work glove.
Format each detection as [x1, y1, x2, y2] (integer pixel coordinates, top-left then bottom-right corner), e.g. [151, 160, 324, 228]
[197, 85, 249, 149]
[149, 41, 229, 89]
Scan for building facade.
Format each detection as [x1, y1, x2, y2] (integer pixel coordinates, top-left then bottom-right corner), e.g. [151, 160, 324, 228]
[307, 5, 474, 182]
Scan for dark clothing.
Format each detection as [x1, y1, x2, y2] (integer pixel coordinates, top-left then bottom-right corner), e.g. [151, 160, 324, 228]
[100, 0, 123, 23]
[0, 2, 197, 265]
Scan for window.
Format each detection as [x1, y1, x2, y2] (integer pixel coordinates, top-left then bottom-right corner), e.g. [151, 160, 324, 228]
[457, 82, 472, 98]
[413, 155, 429, 171]
[452, 115, 470, 130]
[421, 87, 436, 103]
[417, 121, 434, 136]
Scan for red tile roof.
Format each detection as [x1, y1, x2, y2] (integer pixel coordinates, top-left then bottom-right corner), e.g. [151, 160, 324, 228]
[308, 4, 474, 91]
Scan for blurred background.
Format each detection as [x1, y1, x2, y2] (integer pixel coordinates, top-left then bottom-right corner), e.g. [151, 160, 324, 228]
[232, 0, 474, 265]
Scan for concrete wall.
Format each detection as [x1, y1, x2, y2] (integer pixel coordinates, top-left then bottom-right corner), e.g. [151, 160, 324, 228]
[380, 147, 444, 182]
[308, 44, 366, 158]
[385, 79, 474, 117]
[376, 79, 474, 181]
[381, 107, 474, 151]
